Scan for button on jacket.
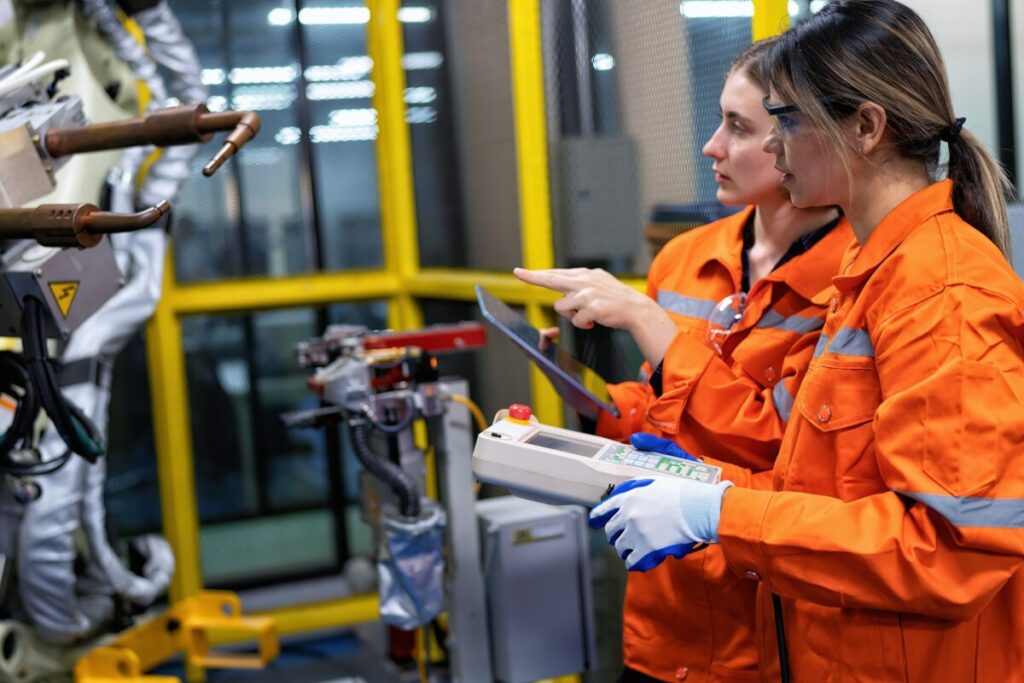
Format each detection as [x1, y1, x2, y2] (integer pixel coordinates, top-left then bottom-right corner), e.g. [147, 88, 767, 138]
[719, 180, 1024, 682]
[597, 206, 853, 682]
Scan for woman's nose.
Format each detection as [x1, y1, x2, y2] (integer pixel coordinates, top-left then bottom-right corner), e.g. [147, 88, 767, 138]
[703, 126, 726, 159]
[762, 126, 782, 155]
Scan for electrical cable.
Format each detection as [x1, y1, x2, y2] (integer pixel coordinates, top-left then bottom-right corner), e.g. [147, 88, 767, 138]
[0, 350, 78, 476]
[772, 593, 791, 683]
[21, 297, 104, 462]
[0, 51, 45, 88]
[0, 59, 71, 98]
[348, 416, 420, 518]
[448, 394, 487, 433]
[0, 351, 40, 455]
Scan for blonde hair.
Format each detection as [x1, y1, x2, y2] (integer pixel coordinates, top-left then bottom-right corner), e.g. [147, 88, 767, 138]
[764, 0, 1014, 256]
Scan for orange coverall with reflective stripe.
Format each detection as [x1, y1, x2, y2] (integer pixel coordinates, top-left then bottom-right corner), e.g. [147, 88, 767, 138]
[597, 206, 853, 682]
[719, 180, 1024, 682]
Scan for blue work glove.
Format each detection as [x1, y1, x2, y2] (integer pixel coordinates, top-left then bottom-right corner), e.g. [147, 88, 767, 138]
[628, 432, 700, 462]
[589, 476, 734, 572]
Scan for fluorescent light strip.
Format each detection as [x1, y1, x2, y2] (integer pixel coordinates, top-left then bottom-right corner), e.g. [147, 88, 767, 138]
[229, 65, 298, 85]
[402, 51, 443, 70]
[305, 57, 374, 82]
[204, 53, 438, 88]
[201, 68, 226, 86]
[266, 6, 433, 26]
[311, 124, 379, 143]
[397, 7, 433, 23]
[404, 86, 436, 104]
[328, 107, 378, 126]
[680, 0, 829, 18]
[307, 80, 376, 100]
[681, 1, 752, 18]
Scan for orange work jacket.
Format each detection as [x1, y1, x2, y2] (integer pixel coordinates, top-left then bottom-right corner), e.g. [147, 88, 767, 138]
[597, 206, 853, 682]
[719, 180, 1024, 682]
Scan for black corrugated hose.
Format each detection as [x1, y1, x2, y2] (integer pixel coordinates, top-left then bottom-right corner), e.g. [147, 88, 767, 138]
[348, 415, 420, 518]
[21, 297, 104, 463]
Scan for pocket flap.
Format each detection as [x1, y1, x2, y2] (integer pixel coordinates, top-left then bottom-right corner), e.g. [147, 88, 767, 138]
[797, 363, 880, 432]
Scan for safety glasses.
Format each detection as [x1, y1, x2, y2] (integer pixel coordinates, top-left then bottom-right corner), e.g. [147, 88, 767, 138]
[762, 96, 802, 136]
[706, 292, 747, 355]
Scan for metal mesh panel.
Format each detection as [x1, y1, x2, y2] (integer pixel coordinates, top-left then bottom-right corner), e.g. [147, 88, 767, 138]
[440, 0, 523, 271]
[402, 0, 469, 268]
[545, 0, 752, 274]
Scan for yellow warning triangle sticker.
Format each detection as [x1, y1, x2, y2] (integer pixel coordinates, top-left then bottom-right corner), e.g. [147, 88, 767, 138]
[48, 281, 80, 318]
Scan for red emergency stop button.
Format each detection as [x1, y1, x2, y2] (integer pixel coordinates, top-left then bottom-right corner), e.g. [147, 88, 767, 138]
[508, 404, 533, 423]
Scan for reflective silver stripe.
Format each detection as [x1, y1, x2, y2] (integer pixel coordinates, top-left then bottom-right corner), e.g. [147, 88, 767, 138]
[813, 334, 831, 358]
[657, 292, 718, 320]
[826, 327, 875, 357]
[899, 490, 1024, 529]
[756, 309, 825, 335]
[772, 381, 794, 422]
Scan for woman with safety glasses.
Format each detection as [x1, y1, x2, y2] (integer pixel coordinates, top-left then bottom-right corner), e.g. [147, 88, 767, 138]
[588, 2, 1024, 681]
[515, 38, 850, 683]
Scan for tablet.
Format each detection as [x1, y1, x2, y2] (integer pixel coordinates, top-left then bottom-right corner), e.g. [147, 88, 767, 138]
[475, 285, 620, 419]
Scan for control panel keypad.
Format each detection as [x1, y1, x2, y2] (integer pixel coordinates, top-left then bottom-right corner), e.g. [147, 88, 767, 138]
[599, 445, 721, 484]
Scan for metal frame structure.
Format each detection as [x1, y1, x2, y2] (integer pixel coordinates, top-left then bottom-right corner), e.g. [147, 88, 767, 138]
[145, 0, 780, 650]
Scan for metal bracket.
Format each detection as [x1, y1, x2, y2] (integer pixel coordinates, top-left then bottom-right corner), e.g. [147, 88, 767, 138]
[74, 591, 279, 682]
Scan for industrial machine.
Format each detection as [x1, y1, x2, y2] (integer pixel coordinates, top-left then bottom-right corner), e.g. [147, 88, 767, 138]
[0, 2, 272, 678]
[288, 323, 597, 682]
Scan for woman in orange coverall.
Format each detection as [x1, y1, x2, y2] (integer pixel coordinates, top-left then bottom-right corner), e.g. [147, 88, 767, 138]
[516, 39, 850, 682]
[589, 2, 1024, 682]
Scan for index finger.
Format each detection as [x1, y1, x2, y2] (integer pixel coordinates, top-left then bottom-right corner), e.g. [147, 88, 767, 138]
[513, 267, 580, 294]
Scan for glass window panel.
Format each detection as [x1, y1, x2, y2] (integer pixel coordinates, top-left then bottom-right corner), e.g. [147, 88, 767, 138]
[402, 0, 467, 268]
[105, 333, 161, 537]
[251, 308, 327, 510]
[182, 314, 257, 522]
[201, 510, 336, 586]
[170, 0, 316, 281]
[300, 0, 384, 271]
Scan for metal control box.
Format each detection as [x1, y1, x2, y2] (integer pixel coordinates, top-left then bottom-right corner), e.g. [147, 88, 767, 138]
[0, 239, 122, 338]
[476, 496, 595, 683]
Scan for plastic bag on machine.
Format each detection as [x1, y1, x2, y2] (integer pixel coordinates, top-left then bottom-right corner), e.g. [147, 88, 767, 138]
[378, 499, 446, 629]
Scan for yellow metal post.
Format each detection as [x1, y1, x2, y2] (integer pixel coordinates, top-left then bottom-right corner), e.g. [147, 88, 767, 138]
[146, 253, 202, 604]
[508, 0, 563, 427]
[752, 0, 790, 40]
[368, 0, 424, 332]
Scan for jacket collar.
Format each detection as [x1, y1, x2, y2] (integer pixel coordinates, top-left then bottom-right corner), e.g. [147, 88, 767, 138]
[769, 216, 853, 300]
[704, 205, 852, 301]
[833, 179, 955, 292]
[705, 205, 754, 291]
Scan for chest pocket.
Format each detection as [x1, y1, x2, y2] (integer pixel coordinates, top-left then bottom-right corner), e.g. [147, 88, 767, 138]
[797, 360, 881, 431]
[791, 361, 883, 497]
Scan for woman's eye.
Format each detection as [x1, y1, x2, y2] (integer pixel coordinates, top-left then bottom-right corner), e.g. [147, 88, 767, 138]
[778, 114, 799, 133]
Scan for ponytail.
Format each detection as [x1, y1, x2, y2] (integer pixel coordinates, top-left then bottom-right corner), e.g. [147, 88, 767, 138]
[947, 131, 1015, 259]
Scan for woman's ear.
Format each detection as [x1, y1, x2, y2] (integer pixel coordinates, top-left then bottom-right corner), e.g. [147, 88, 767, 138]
[853, 102, 887, 155]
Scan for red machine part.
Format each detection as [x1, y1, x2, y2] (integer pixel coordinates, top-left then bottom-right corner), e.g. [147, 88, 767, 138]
[363, 322, 486, 354]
